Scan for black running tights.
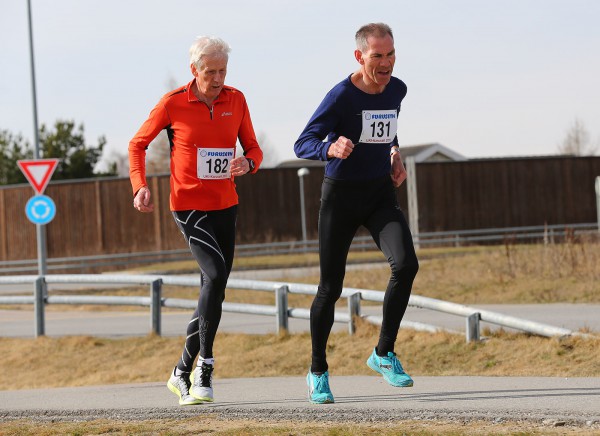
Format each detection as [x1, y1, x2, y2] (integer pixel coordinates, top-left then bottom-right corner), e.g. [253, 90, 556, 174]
[172, 206, 237, 372]
[310, 177, 419, 373]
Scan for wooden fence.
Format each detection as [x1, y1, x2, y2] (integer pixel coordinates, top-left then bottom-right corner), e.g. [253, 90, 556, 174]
[0, 156, 598, 262]
[415, 156, 600, 231]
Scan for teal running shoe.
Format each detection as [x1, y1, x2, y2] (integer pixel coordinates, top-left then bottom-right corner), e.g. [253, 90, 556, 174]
[366, 348, 414, 387]
[306, 370, 334, 404]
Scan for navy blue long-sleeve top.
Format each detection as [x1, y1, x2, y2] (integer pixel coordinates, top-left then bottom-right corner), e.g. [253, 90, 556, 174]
[294, 75, 407, 181]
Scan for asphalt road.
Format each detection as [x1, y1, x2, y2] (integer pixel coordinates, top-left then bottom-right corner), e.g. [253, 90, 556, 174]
[1, 376, 599, 427]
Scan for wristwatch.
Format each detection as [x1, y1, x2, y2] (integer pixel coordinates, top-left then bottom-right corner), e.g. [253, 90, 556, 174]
[247, 158, 255, 172]
[390, 145, 400, 156]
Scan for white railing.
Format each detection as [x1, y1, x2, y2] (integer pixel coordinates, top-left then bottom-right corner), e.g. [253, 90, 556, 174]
[0, 274, 581, 342]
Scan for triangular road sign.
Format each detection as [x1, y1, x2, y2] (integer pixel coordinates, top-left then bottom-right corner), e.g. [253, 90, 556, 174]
[17, 159, 59, 195]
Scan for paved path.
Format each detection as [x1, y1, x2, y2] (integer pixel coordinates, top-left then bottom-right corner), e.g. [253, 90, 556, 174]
[1, 376, 599, 426]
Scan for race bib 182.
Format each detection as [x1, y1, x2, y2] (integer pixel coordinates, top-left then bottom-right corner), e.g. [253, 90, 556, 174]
[358, 110, 398, 144]
[197, 147, 234, 179]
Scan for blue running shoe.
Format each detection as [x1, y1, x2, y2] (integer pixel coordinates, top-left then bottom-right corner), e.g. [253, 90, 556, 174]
[306, 370, 334, 404]
[366, 348, 413, 387]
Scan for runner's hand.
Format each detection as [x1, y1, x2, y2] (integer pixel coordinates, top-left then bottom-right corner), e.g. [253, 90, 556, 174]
[327, 136, 354, 159]
[230, 156, 251, 176]
[133, 186, 154, 212]
[390, 152, 407, 187]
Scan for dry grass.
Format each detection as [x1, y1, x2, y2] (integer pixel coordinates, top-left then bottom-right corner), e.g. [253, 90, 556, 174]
[333, 239, 600, 304]
[1, 320, 598, 391]
[161, 239, 600, 305]
[2, 417, 598, 436]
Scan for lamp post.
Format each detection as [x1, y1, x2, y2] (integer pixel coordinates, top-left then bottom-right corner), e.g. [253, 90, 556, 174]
[297, 167, 310, 250]
[595, 176, 600, 232]
[27, 0, 48, 278]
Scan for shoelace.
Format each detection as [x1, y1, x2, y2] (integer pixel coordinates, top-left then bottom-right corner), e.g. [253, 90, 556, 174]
[177, 374, 191, 395]
[199, 364, 213, 387]
[390, 355, 405, 374]
[314, 373, 330, 392]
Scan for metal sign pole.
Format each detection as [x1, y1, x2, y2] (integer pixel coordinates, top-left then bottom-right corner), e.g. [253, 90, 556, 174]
[27, 0, 47, 277]
[297, 168, 310, 251]
[596, 176, 600, 232]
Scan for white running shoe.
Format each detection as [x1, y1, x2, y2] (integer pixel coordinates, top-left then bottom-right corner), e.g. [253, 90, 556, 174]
[190, 362, 214, 402]
[166, 368, 202, 406]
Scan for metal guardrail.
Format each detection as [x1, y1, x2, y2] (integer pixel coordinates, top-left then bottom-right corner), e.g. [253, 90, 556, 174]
[0, 274, 582, 342]
[0, 223, 597, 275]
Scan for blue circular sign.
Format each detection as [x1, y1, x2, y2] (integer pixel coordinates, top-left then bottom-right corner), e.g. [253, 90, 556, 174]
[25, 195, 56, 225]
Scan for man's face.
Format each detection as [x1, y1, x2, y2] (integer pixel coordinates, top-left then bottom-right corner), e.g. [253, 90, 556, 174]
[193, 54, 228, 101]
[357, 34, 395, 87]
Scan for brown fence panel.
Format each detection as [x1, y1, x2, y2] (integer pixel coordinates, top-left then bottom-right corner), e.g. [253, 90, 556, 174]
[43, 182, 99, 257]
[95, 176, 186, 254]
[98, 178, 153, 254]
[154, 175, 186, 251]
[0, 185, 36, 260]
[416, 156, 600, 232]
[0, 190, 4, 260]
[1, 156, 598, 262]
[234, 167, 324, 243]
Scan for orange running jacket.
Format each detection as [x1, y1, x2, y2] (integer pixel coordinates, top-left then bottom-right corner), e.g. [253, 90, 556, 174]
[129, 79, 263, 211]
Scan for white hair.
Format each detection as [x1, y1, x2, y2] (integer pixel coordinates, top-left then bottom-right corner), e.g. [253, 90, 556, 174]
[189, 36, 231, 70]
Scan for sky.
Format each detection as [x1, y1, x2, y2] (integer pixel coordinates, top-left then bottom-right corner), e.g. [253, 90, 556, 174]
[1, 0, 599, 170]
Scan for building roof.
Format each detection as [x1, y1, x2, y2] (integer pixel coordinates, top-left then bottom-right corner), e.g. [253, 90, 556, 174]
[277, 143, 466, 168]
[399, 143, 467, 162]
[277, 158, 329, 168]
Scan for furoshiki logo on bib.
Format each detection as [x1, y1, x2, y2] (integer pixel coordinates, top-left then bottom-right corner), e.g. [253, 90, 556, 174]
[197, 149, 233, 158]
[364, 112, 396, 121]
[207, 151, 233, 157]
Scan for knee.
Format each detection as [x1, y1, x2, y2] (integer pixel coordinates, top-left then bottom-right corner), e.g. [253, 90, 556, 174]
[201, 269, 228, 296]
[206, 277, 227, 296]
[391, 258, 419, 281]
[314, 284, 343, 306]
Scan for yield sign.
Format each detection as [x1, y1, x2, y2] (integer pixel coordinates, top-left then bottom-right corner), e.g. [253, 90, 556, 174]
[17, 159, 59, 195]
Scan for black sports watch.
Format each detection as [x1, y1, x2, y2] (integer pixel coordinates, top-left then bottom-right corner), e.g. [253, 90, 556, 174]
[247, 158, 255, 173]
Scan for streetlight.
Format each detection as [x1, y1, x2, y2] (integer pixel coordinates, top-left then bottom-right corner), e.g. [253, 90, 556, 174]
[592, 173, 600, 232]
[27, 0, 48, 277]
[297, 167, 310, 250]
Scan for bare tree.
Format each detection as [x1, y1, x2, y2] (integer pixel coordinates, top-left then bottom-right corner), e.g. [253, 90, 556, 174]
[557, 118, 598, 156]
[144, 131, 171, 175]
[234, 131, 279, 168]
[107, 134, 170, 177]
[255, 131, 279, 168]
[144, 76, 181, 175]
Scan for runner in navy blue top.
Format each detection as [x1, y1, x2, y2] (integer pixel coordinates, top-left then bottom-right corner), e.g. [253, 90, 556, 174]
[294, 23, 419, 404]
